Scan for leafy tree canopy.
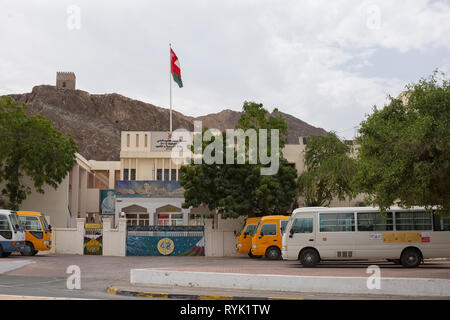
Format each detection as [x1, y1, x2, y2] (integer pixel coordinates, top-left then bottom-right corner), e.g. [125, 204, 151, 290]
[298, 132, 357, 207]
[0, 96, 78, 210]
[180, 101, 298, 218]
[353, 71, 450, 214]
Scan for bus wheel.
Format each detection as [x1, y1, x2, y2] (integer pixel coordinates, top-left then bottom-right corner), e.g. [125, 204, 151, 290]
[265, 247, 281, 260]
[1, 252, 11, 257]
[21, 243, 36, 256]
[400, 248, 421, 268]
[299, 248, 320, 267]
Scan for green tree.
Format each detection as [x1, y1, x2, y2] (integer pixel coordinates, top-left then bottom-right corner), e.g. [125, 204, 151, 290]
[297, 132, 357, 206]
[180, 101, 298, 218]
[0, 96, 78, 210]
[353, 71, 450, 213]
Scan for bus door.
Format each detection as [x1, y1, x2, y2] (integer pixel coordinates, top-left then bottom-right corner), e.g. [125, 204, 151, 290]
[288, 214, 316, 253]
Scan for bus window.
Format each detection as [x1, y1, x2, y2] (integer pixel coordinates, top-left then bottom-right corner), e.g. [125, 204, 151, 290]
[357, 212, 393, 231]
[0, 215, 12, 239]
[9, 212, 23, 232]
[280, 220, 289, 234]
[395, 211, 432, 231]
[260, 224, 276, 236]
[245, 224, 257, 235]
[319, 213, 355, 232]
[433, 215, 450, 231]
[291, 218, 313, 234]
[19, 216, 42, 231]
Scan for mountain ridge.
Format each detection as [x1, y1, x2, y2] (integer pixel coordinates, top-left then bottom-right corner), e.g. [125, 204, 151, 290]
[7, 85, 327, 161]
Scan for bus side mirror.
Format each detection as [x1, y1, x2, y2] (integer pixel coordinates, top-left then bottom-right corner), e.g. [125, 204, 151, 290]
[289, 228, 294, 238]
[49, 225, 52, 232]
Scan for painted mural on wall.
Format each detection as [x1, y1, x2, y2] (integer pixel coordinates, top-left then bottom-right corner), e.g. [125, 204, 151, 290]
[84, 224, 103, 255]
[100, 189, 116, 214]
[126, 226, 204, 256]
[116, 180, 184, 198]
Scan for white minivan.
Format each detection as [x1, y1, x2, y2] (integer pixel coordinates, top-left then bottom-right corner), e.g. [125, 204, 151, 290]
[0, 209, 26, 257]
[282, 206, 450, 268]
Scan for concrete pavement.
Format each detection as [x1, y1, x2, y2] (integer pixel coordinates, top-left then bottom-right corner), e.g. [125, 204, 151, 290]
[0, 254, 449, 299]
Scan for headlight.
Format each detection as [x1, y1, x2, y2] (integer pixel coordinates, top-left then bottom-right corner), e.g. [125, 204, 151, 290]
[236, 244, 242, 248]
[44, 241, 50, 245]
[252, 245, 257, 249]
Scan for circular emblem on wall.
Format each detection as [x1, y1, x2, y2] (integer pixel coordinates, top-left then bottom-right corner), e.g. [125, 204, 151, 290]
[157, 238, 175, 255]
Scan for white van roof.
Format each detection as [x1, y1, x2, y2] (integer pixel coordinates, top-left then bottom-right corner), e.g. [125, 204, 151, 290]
[291, 206, 429, 215]
[0, 209, 15, 215]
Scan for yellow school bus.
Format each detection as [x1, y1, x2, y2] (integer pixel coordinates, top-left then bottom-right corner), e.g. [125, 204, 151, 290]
[17, 211, 52, 256]
[236, 217, 260, 257]
[250, 215, 290, 260]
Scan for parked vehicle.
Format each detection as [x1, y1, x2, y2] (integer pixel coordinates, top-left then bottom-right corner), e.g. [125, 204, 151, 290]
[236, 217, 261, 257]
[250, 215, 290, 260]
[282, 206, 450, 267]
[17, 211, 52, 256]
[0, 209, 26, 257]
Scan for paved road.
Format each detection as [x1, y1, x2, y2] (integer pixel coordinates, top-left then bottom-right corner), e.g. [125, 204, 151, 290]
[0, 254, 449, 299]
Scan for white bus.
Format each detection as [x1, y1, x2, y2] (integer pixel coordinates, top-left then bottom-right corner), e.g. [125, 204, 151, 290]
[0, 209, 26, 258]
[282, 207, 450, 268]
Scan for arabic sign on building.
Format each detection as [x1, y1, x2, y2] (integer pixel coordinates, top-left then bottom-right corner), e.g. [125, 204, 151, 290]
[150, 132, 188, 151]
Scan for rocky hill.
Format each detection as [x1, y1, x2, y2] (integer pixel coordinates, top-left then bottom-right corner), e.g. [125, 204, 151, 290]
[8, 85, 327, 160]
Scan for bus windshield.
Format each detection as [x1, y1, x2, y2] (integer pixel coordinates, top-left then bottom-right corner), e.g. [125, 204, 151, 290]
[41, 215, 51, 232]
[251, 220, 262, 236]
[9, 212, 24, 232]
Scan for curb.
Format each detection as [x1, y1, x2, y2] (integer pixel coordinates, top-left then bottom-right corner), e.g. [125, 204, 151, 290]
[130, 269, 450, 297]
[106, 286, 303, 300]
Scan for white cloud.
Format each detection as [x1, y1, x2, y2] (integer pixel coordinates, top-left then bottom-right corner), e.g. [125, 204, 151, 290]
[0, 0, 449, 139]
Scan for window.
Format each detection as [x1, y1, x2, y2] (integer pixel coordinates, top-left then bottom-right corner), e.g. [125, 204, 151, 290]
[245, 224, 257, 235]
[164, 169, 170, 181]
[0, 215, 10, 231]
[127, 134, 130, 147]
[157, 169, 162, 180]
[357, 212, 393, 231]
[9, 213, 22, 232]
[320, 213, 355, 232]
[292, 218, 313, 234]
[433, 214, 450, 231]
[280, 220, 289, 234]
[158, 213, 184, 226]
[123, 169, 129, 181]
[19, 216, 42, 231]
[136, 134, 139, 147]
[260, 224, 276, 236]
[62, 82, 66, 88]
[130, 169, 136, 181]
[41, 216, 50, 232]
[145, 134, 148, 148]
[395, 211, 432, 231]
[171, 169, 177, 181]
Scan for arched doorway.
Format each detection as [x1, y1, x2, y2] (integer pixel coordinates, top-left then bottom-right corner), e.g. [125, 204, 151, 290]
[155, 205, 183, 226]
[122, 204, 149, 226]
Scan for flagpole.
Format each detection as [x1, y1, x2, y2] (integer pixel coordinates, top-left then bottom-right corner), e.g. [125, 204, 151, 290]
[169, 43, 173, 133]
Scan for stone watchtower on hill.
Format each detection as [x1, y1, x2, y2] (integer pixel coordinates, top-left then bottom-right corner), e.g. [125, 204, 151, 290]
[56, 72, 76, 90]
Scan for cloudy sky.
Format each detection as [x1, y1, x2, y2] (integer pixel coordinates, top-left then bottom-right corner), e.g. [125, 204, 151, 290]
[1, 0, 449, 139]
